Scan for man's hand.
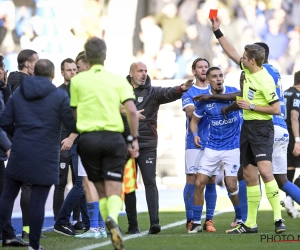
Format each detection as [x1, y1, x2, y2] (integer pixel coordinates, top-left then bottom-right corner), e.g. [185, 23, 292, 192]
[221, 106, 229, 119]
[137, 109, 146, 120]
[210, 17, 221, 31]
[181, 79, 194, 91]
[61, 137, 74, 150]
[128, 140, 139, 158]
[237, 100, 251, 110]
[193, 135, 201, 148]
[6, 148, 10, 158]
[193, 94, 211, 102]
[293, 142, 300, 156]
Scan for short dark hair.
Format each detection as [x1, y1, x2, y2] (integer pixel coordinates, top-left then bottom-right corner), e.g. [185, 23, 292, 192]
[192, 58, 210, 70]
[295, 71, 300, 85]
[61, 58, 75, 71]
[244, 44, 265, 67]
[206, 67, 221, 77]
[17, 49, 38, 70]
[75, 54, 88, 64]
[84, 37, 106, 65]
[34, 59, 54, 78]
[0, 55, 4, 68]
[254, 42, 269, 63]
[76, 51, 85, 58]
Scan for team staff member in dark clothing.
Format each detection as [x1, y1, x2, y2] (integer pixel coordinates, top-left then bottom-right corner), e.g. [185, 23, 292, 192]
[6, 49, 40, 239]
[0, 59, 77, 250]
[0, 55, 29, 247]
[281, 71, 300, 215]
[123, 62, 193, 234]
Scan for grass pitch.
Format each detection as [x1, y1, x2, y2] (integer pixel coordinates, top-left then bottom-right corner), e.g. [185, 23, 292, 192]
[6, 210, 300, 250]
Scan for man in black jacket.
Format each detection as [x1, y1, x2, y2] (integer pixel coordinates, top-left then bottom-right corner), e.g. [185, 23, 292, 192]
[123, 62, 193, 234]
[6, 49, 39, 239]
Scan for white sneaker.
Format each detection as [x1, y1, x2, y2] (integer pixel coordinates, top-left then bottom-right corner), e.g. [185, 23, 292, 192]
[28, 246, 44, 250]
[99, 227, 108, 238]
[74, 229, 101, 239]
[280, 196, 299, 218]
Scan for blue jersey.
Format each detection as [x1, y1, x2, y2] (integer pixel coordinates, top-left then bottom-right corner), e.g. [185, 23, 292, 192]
[263, 63, 287, 129]
[182, 85, 210, 150]
[194, 86, 241, 150]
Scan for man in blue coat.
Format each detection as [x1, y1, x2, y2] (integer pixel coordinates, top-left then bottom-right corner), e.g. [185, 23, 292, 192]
[0, 59, 77, 250]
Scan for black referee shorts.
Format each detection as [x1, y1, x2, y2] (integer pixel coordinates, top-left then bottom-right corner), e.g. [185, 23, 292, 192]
[240, 120, 274, 167]
[78, 131, 127, 182]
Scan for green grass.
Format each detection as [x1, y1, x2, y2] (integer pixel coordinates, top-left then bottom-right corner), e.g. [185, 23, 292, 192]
[8, 210, 300, 250]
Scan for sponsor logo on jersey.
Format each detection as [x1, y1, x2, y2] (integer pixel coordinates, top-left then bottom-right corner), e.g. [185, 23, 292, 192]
[182, 98, 191, 104]
[284, 92, 293, 96]
[248, 89, 255, 100]
[211, 116, 238, 126]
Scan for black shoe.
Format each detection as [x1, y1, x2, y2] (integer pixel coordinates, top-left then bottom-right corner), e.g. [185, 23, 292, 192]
[105, 216, 124, 250]
[275, 219, 286, 234]
[148, 224, 161, 234]
[54, 223, 81, 236]
[226, 223, 258, 234]
[73, 221, 84, 230]
[2, 237, 29, 247]
[22, 231, 47, 239]
[125, 227, 140, 234]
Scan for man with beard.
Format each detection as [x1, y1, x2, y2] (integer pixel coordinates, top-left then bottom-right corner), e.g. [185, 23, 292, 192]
[182, 58, 217, 233]
[122, 62, 193, 234]
[6, 49, 39, 239]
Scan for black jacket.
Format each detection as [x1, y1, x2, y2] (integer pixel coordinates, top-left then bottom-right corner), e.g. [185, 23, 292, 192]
[123, 75, 182, 149]
[0, 76, 77, 185]
[7, 71, 28, 93]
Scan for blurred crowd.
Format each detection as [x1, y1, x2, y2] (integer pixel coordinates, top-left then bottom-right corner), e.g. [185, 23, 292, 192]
[135, 0, 300, 79]
[0, 0, 299, 80]
[0, 0, 108, 74]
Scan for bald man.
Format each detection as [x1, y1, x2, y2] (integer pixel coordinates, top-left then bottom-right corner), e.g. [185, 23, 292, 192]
[122, 62, 193, 234]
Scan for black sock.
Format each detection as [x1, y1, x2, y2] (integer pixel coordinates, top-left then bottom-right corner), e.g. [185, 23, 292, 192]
[287, 169, 296, 183]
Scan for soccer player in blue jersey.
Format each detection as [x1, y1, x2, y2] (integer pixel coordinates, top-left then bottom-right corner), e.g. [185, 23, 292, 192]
[182, 58, 218, 233]
[190, 67, 243, 232]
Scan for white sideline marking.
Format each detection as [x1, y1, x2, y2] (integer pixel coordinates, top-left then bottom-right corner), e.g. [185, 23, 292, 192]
[74, 209, 232, 250]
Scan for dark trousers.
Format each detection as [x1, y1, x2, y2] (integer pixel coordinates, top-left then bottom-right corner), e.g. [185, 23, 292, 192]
[20, 182, 32, 226]
[55, 145, 89, 228]
[125, 148, 159, 227]
[0, 161, 15, 240]
[0, 177, 50, 249]
[53, 150, 80, 221]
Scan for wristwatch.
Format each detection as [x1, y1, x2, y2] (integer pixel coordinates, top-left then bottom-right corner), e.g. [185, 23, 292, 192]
[250, 104, 255, 111]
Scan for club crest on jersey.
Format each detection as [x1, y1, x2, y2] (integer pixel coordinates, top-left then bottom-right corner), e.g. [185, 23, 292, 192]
[207, 103, 215, 110]
[138, 97, 143, 103]
[248, 89, 255, 100]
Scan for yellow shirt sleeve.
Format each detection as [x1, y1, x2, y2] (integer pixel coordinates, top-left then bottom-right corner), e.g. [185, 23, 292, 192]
[119, 79, 135, 104]
[70, 79, 78, 107]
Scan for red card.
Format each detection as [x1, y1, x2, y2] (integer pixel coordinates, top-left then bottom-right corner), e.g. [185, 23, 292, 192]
[209, 9, 218, 19]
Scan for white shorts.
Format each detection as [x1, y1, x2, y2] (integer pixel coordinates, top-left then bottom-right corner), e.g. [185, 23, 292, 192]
[197, 148, 240, 177]
[78, 155, 87, 177]
[185, 149, 203, 174]
[272, 125, 288, 174]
